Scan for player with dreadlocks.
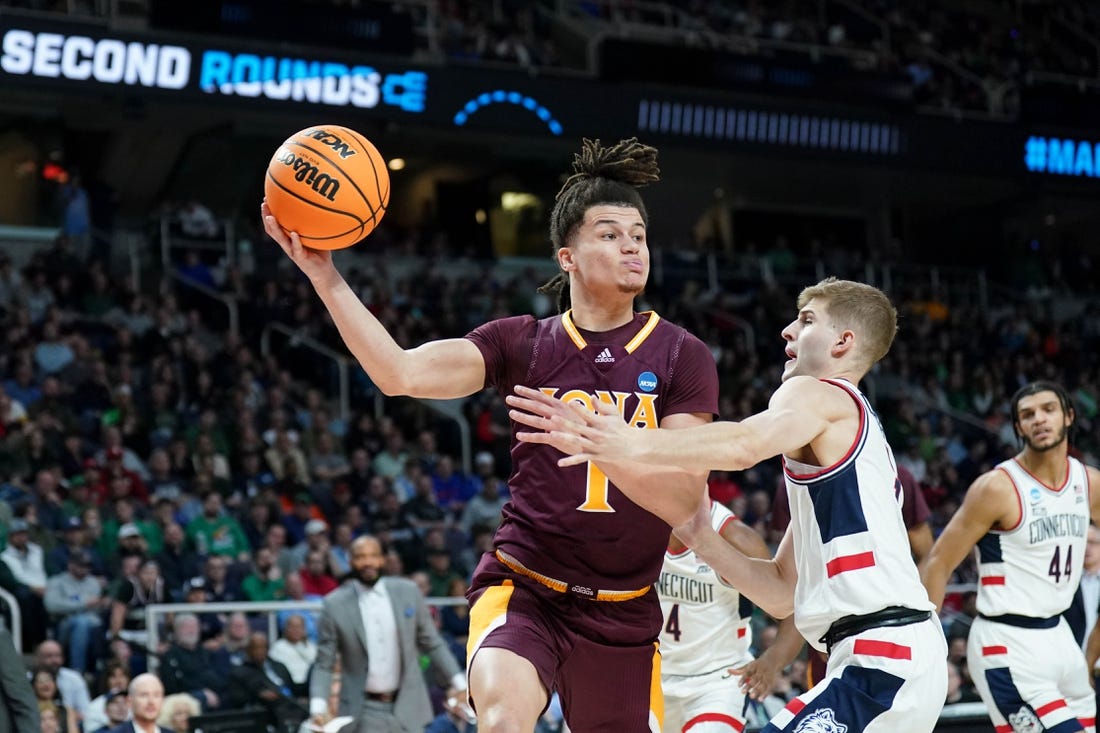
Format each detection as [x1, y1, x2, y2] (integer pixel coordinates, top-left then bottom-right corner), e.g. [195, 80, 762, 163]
[264, 137, 718, 731]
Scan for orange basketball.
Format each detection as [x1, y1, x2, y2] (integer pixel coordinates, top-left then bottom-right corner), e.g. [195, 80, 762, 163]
[264, 124, 390, 250]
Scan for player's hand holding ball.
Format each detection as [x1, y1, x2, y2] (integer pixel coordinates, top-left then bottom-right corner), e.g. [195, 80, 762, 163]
[262, 124, 389, 280]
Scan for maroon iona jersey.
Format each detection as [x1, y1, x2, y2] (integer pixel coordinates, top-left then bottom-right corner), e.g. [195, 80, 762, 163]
[466, 310, 719, 594]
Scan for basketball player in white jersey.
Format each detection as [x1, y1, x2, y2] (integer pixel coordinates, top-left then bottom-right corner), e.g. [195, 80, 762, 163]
[508, 277, 948, 732]
[923, 381, 1100, 733]
[659, 500, 799, 733]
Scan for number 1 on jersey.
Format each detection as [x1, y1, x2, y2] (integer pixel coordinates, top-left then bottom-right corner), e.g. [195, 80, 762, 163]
[577, 462, 614, 512]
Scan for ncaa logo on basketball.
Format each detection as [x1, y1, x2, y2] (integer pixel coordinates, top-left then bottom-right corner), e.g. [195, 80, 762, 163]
[637, 371, 658, 392]
[793, 709, 847, 733]
[303, 128, 358, 159]
[1029, 488, 1042, 504]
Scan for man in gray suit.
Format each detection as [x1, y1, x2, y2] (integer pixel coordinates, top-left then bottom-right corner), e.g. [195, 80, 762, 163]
[309, 535, 467, 733]
[0, 622, 38, 733]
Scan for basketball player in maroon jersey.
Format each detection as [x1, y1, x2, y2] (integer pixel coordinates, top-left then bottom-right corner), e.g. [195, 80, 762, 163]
[262, 138, 718, 732]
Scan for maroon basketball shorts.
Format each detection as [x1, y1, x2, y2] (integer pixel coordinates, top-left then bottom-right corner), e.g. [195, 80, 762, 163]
[467, 552, 664, 732]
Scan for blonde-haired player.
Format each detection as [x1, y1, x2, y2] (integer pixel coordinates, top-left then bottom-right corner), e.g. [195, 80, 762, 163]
[509, 277, 948, 733]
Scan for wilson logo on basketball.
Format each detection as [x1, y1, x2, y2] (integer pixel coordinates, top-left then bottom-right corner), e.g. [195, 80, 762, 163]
[302, 129, 359, 159]
[272, 151, 341, 202]
[265, 124, 389, 250]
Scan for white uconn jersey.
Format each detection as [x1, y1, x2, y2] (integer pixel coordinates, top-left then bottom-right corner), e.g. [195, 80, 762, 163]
[657, 502, 753, 676]
[784, 379, 934, 651]
[976, 457, 1090, 618]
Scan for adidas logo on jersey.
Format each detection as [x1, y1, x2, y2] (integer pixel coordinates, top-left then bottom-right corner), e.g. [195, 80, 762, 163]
[594, 348, 615, 364]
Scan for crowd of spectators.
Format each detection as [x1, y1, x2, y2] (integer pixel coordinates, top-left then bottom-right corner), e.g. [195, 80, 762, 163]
[567, 0, 1100, 116]
[14, 0, 1100, 117]
[2, 201, 1099, 729]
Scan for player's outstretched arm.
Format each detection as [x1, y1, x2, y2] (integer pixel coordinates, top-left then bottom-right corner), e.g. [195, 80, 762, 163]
[262, 202, 486, 399]
[676, 520, 798, 620]
[591, 410, 713, 529]
[920, 470, 1015, 611]
[508, 376, 834, 472]
[731, 616, 803, 701]
[712, 516, 804, 701]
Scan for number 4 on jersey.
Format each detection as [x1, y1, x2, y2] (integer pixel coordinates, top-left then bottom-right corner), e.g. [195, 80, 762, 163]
[1048, 545, 1073, 582]
[665, 603, 682, 641]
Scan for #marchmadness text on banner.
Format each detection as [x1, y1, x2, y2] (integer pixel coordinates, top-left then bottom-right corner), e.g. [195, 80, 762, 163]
[1024, 135, 1100, 179]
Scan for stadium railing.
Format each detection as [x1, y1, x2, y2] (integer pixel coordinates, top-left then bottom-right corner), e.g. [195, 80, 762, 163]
[260, 322, 358, 423]
[259, 321, 474, 473]
[145, 595, 993, 731]
[172, 271, 241, 340]
[143, 597, 468, 674]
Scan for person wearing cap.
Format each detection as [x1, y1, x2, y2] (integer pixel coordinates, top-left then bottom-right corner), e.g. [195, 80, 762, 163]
[116, 522, 148, 562]
[44, 550, 108, 674]
[0, 518, 49, 649]
[87, 688, 128, 733]
[71, 459, 107, 506]
[83, 660, 130, 733]
[99, 498, 153, 570]
[180, 577, 224, 644]
[59, 479, 96, 532]
[184, 492, 250, 562]
[97, 444, 149, 504]
[47, 516, 104, 577]
[282, 492, 321, 547]
[288, 518, 330, 571]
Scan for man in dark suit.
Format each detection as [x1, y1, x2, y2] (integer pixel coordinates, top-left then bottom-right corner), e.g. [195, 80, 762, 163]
[0, 622, 38, 733]
[309, 535, 466, 733]
[108, 673, 165, 733]
[160, 612, 224, 710]
[228, 632, 308, 733]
